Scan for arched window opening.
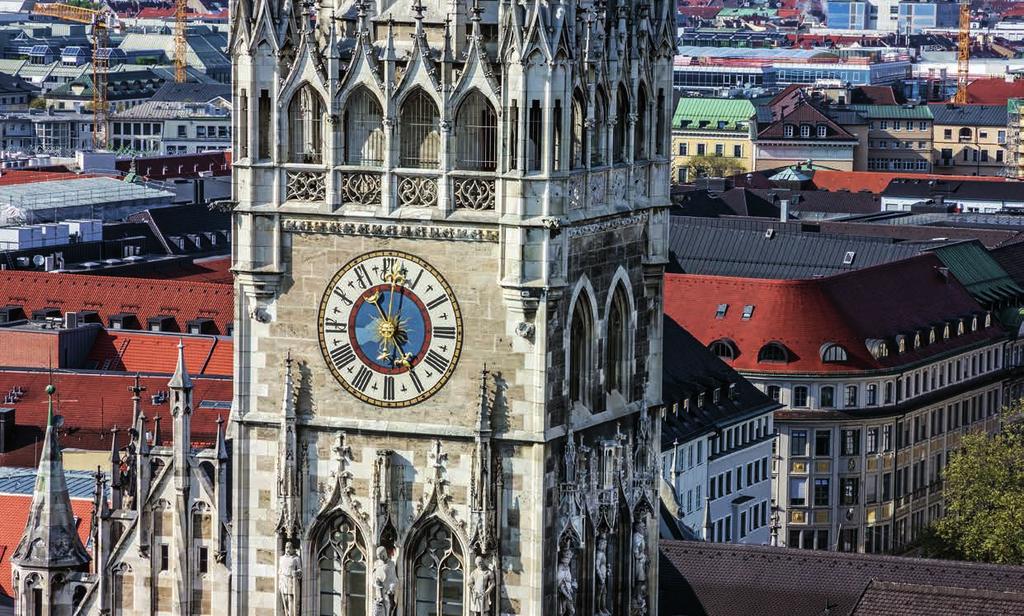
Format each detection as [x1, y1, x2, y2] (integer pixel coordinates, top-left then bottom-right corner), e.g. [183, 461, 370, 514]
[455, 91, 497, 171]
[655, 88, 666, 157]
[571, 92, 587, 169]
[344, 88, 384, 166]
[411, 523, 463, 616]
[317, 515, 367, 616]
[606, 286, 630, 396]
[958, 127, 972, 141]
[287, 84, 324, 164]
[592, 90, 607, 166]
[708, 339, 736, 360]
[400, 90, 441, 169]
[569, 296, 595, 407]
[820, 343, 848, 363]
[758, 342, 789, 363]
[634, 86, 648, 161]
[613, 85, 629, 164]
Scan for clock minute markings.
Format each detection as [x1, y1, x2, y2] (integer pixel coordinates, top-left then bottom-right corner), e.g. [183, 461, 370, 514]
[407, 268, 424, 291]
[426, 294, 449, 310]
[329, 344, 356, 370]
[423, 349, 449, 373]
[383, 376, 395, 401]
[352, 366, 373, 391]
[433, 326, 456, 339]
[409, 370, 424, 394]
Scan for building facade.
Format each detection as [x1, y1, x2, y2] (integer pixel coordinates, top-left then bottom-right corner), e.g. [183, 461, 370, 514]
[664, 254, 1008, 554]
[111, 100, 231, 155]
[231, 0, 672, 615]
[849, 104, 934, 172]
[671, 98, 755, 183]
[929, 104, 1008, 177]
[754, 102, 859, 172]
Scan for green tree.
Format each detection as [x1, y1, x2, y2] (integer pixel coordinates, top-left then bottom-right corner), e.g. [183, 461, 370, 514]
[935, 402, 1024, 565]
[685, 154, 746, 179]
[28, 97, 46, 110]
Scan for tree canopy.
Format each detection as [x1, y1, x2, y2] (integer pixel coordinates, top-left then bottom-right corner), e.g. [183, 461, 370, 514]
[684, 154, 745, 180]
[934, 402, 1024, 565]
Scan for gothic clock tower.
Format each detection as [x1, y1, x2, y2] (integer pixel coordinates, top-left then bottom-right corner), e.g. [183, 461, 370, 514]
[229, 0, 673, 612]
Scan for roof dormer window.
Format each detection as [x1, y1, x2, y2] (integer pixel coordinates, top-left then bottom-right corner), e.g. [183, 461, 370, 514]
[913, 333, 921, 349]
[985, 312, 992, 328]
[820, 343, 848, 363]
[817, 124, 827, 138]
[784, 124, 795, 138]
[928, 328, 936, 344]
[943, 324, 950, 340]
[958, 319, 965, 335]
[715, 303, 728, 319]
[800, 124, 811, 138]
[971, 316, 978, 332]
[757, 342, 790, 363]
[896, 335, 907, 353]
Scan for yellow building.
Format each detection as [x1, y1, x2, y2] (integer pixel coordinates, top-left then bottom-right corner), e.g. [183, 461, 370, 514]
[929, 103, 1008, 177]
[672, 97, 756, 183]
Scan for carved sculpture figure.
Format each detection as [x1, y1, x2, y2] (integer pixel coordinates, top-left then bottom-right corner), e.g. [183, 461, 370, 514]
[278, 541, 302, 616]
[632, 521, 649, 614]
[595, 534, 610, 615]
[469, 556, 495, 615]
[372, 546, 397, 616]
[556, 549, 577, 616]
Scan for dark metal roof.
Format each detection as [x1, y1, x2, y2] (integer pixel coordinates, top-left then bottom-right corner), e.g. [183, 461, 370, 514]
[884, 178, 1024, 203]
[659, 540, 1024, 616]
[928, 103, 1008, 126]
[660, 316, 777, 447]
[668, 216, 926, 279]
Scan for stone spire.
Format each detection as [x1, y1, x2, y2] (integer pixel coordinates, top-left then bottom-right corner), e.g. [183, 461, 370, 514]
[109, 426, 122, 510]
[168, 338, 193, 390]
[11, 384, 90, 570]
[277, 351, 300, 539]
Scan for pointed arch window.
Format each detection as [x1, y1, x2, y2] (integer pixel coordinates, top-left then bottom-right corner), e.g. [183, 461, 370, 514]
[317, 515, 368, 616]
[655, 88, 666, 157]
[400, 90, 441, 169]
[287, 84, 324, 164]
[455, 91, 497, 171]
[606, 285, 630, 396]
[570, 295, 595, 407]
[634, 86, 648, 161]
[344, 88, 384, 166]
[571, 91, 587, 169]
[592, 89, 607, 166]
[411, 523, 464, 616]
[614, 85, 629, 164]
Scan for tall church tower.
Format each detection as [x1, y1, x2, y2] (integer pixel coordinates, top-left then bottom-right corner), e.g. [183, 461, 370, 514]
[229, 0, 673, 612]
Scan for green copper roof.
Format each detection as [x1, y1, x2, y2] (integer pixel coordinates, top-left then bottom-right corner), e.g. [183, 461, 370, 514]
[847, 104, 934, 120]
[931, 241, 1024, 305]
[673, 98, 756, 132]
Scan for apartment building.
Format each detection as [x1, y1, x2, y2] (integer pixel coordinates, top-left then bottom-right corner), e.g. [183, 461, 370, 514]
[672, 98, 756, 182]
[929, 103, 1008, 177]
[848, 104, 933, 172]
[109, 83, 230, 155]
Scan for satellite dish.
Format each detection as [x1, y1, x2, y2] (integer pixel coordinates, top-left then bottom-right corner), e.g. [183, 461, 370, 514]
[32, 255, 44, 267]
[52, 415, 65, 428]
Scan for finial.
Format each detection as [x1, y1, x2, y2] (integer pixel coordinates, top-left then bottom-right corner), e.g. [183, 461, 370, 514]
[152, 415, 161, 446]
[411, 0, 425, 33]
[45, 383, 55, 426]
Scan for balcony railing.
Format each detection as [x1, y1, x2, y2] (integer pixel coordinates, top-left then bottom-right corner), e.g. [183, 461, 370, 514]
[337, 171, 382, 207]
[451, 175, 495, 211]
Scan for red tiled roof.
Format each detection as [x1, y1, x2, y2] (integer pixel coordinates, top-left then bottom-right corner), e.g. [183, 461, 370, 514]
[855, 85, 898, 105]
[678, 6, 721, 17]
[0, 370, 231, 468]
[0, 494, 92, 598]
[133, 256, 233, 284]
[86, 330, 232, 376]
[0, 170, 93, 186]
[964, 77, 1024, 105]
[114, 151, 231, 180]
[663, 254, 999, 375]
[136, 6, 175, 18]
[810, 170, 1008, 194]
[0, 270, 233, 335]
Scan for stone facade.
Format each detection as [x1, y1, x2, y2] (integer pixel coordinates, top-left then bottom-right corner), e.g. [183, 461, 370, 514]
[230, 0, 673, 614]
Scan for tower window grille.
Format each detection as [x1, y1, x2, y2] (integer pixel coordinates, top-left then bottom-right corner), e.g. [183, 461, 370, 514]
[571, 92, 587, 169]
[287, 84, 324, 164]
[400, 90, 441, 169]
[655, 88, 666, 157]
[455, 91, 497, 171]
[528, 99, 542, 171]
[592, 90, 607, 166]
[635, 86, 648, 161]
[344, 88, 384, 166]
[257, 89, 270, 160]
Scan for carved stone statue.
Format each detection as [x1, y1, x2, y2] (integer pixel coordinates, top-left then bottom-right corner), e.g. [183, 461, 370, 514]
[278, 541, 302, 616]
[595, 534, 610, 616]
[556, 549, 577, 616]
[469, 556, 495, 615]
[632, 521, 649, 614]
[372, 546, 397, 616]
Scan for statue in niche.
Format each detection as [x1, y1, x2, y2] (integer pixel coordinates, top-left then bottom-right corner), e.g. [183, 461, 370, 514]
[372, 546, 397, 616]
[556, 548, 577, 616]
[595, 534, 610, 616]
[278, 541, 301, 616]
[632, 520, 649, 614]
[469, 556, 495, 615]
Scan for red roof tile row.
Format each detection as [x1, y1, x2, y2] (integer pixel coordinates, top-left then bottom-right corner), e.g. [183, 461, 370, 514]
[0, 494, 92, 599]
[0, 270, 234, 335]
[86, 330, 232, 376]
[0, 170, 93, 186]
[0, 370, 231, 468]
[810, 170, 1008, 194]
[664, 254, 1000, 375]
[964, 77, 1024, 105]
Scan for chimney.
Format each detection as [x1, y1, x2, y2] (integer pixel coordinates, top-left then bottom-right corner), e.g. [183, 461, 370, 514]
[0, 407, 14, 453]
[780, 199, 790, 221]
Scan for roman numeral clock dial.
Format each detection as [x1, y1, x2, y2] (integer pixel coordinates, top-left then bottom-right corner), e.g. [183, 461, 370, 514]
[317, 250, 464, 408]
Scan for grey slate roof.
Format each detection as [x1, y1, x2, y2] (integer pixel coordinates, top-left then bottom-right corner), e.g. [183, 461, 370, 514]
[668, 216, 927, 279]
[150, 81, 231, 103]
[883, 178, 1024, 203]
[928, 103, 1008, 126]
[660, 316, 778, 447]
[0, 466, 97, 499]
[851, 581, 1024, 616]
[659, 540, 1024, 616]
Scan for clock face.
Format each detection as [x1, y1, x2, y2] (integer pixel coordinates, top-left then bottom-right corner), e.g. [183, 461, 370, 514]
[317, 250, 463, 408]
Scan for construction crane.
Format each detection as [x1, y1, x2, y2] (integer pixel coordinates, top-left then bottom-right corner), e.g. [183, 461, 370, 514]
[954, 0, 971, 104]
[174, 0, 187, 82]
[32, 3, 113, 149]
